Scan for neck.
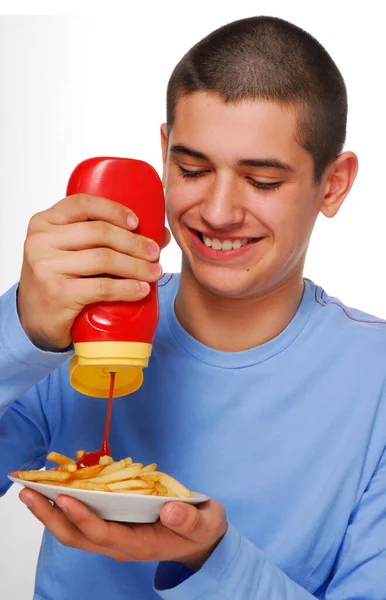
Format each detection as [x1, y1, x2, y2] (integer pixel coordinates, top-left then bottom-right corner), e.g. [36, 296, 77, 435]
[174, 266, 305, 352]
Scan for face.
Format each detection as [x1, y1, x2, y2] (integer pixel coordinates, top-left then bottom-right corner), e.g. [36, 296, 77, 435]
[161, 92, 328, 299]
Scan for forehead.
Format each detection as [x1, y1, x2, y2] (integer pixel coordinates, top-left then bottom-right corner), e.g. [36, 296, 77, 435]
[171, 91, 310, 167]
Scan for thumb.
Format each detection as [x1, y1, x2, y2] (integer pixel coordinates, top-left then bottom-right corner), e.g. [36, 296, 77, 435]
[160, 499, 226, 544]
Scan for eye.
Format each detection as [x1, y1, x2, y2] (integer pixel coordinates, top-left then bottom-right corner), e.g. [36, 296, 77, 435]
[176, 165, 210, 179]
[247, 178, 282, 191]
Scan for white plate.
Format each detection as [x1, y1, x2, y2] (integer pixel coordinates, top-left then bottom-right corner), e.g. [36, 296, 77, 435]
[8, 475, 209, 523]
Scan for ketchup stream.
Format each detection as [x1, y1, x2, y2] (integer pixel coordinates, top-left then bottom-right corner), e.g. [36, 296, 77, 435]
[76, 373, 116, 468]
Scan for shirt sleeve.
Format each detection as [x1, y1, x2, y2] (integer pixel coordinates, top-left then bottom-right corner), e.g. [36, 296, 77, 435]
[0, 283, 73, 495]
[154, 447, 386, 599]
[0, 283, 73, 417]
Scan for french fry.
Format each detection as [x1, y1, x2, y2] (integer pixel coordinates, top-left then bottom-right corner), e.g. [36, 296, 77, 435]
[69, 465, 104, 480]
[107, 479, 152, 491]
[16, 470, 71, 482]
[154, 482, 168, 496]
[60, 481, 110, 492]
[46, 452, 76, 466]
[38, 480, 64, 486]
[142, 463, 157, 473]
[140, 472, 161, 483]
[88, 465, 141, 484]
[15, 450, 194, 498]
[97, 459, 126, 476]
[159, 473, 191, 498]
[115, 488, 154, 495]
[99, 455, 113, 466]
[58, 464, 77, 473]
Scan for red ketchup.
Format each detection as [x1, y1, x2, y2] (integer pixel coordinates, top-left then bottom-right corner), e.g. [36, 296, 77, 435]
[76, 373, 116, 468]
[67, 157, 165, 400]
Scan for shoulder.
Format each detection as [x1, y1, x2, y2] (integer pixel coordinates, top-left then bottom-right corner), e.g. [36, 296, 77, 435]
[312, 281, 386, 353]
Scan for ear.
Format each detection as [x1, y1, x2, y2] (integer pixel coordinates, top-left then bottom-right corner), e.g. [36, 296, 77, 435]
[160, 123, 168, 187]
[320, 151, 358, 218]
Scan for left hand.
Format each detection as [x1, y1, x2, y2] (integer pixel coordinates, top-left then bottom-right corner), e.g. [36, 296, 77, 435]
[19, 489, 227, 570]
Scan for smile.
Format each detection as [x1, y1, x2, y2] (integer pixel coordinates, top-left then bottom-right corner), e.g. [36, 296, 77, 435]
[189, 228, 263, 259]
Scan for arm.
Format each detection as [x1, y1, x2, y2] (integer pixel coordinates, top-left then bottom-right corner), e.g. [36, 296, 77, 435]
[155, 447, 386, 599]
[0, 284, 72, 418]
[0, 283, 73, 495]
[155, 525, 316, 600]
[16, 443, 386, 598]
[1, 192, 166, 493]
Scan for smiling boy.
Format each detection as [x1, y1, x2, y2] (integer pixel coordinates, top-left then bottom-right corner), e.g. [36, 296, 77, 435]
[1, 15, 386, 600]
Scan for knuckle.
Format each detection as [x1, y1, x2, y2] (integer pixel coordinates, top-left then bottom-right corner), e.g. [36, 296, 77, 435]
[130, 257, 141, 278]
[97, 278, 112, 299]
[93, 247, 112, 269]
[24, 232, 47, 258]
[33, 258, 52, 281]
[94, 220, 110, 237]
[121, 279, 141, 298]
[75, 193, 92, 207]
[23, 235, 37, 261]
[26, 212, 43, 234]
[185, 510, 200, 535]
[45, 278, 63, 300]
[95, 533, 111, 548]
[128, 232, 142, 255]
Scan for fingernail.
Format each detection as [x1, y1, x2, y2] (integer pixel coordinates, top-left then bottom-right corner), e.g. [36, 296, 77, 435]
[127, 215, 138, 229]
[20, 493, 33, 508]
[140, 282, 150, 294]
[167, 506, 185, 526]
[151, 263, 162, 276]
[148, 243, 159, 258]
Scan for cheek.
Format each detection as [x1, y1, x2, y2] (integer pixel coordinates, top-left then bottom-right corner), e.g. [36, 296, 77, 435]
[252, 191, 318, 251]
[165, 177, 200, 222]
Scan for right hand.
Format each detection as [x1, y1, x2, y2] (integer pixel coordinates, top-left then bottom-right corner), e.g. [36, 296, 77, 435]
[17, 194, 170, 351]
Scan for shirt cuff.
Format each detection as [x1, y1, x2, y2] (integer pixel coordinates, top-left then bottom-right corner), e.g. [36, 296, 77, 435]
[0, 283, 74, 369]
[154, 523, 243, 599]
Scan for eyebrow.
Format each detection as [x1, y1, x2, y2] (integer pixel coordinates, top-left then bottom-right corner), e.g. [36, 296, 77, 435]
[170, 144, 295, 172]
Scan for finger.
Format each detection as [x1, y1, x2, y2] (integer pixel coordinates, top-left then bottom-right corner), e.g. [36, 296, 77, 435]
[52, 221, 160, 260]
[160, 499, 227, 544]
[54, 495, 185, 562]
[40, 194, 139, 229]
[52, 248, 162, 281]
[63, 276, 151, 305]
[19, 489, 128, 561]
[54, 495, 139, 555]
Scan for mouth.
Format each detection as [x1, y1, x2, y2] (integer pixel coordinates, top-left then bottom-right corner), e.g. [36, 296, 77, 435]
[191, 228, 261, 252]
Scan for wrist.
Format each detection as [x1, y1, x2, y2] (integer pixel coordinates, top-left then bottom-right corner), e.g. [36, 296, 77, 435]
[16, 287, 72, 352]
[182, 527, 228, 571]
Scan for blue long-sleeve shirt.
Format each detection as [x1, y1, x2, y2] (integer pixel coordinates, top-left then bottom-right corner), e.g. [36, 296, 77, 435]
[1, 273, 386, 599]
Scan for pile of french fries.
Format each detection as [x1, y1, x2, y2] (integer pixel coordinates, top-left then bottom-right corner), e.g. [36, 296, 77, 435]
[12, 451, 192, 498]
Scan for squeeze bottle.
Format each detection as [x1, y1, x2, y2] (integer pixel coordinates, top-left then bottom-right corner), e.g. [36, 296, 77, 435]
[67, 157, 165, 398]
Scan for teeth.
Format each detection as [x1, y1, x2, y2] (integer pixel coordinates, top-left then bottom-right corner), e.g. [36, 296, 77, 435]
[202, 235, 249, 251]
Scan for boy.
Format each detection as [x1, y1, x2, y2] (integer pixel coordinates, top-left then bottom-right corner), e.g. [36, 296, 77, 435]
[1, 15, 385, 599]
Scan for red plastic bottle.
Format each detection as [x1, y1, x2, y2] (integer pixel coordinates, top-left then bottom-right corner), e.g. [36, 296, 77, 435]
[67, 157, 165, 398]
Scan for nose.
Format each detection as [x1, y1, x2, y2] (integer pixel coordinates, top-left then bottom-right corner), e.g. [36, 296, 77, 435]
[199, 172, 245, 230]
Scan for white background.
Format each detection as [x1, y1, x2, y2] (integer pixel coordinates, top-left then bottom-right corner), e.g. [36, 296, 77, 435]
[0, 1, 385, 598]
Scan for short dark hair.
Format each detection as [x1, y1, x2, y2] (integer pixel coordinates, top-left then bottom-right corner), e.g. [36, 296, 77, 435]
[166, 16, 347, 182]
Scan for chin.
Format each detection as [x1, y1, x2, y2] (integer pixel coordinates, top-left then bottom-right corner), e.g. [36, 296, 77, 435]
[188, 263, 267, 300]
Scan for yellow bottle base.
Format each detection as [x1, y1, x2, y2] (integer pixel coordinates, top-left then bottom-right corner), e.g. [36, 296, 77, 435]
[68, 341, 152, 398]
